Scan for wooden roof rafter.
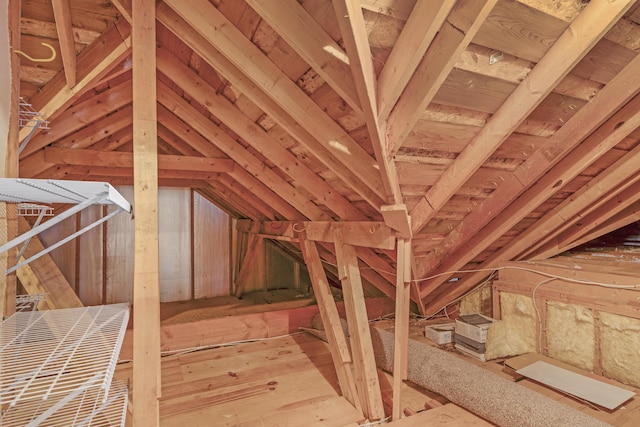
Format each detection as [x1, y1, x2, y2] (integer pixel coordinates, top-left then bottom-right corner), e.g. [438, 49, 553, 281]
[156, 46, 365, 221]
[158, 83, 323, 221]
[161, 0, 388, 211]
[19, 20, 132, 145]
[51, 0, 76, 88]
[333, 0, 403, 205]
[418, 91, 640, 310]
[409, 0, 635, 239]
[246, 0, 362, 115]
[413, 52, 640, 290]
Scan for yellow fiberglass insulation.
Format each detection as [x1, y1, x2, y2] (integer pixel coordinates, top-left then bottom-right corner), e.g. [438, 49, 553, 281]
[599, 311, 640, 387]
[546, 302, 595, 371]
[459, 283, 492, 317]
[485, 292, 536, 360]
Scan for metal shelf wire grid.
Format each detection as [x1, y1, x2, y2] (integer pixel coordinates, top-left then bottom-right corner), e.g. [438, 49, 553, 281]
[0, 304, 129, 408]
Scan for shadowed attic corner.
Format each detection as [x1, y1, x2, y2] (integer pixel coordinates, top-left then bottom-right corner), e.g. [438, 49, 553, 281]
[3, 0, 640, 425]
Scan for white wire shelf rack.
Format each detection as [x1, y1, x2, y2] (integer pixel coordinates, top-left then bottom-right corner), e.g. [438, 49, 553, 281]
[0, 179, 132, 275]
[1, 379, 128, 427]
[0, 304, 129, 412]
[15, 293, 48, 312]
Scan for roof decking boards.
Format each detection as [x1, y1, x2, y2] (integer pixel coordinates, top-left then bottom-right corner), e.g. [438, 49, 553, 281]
[4, 0, 640, 424]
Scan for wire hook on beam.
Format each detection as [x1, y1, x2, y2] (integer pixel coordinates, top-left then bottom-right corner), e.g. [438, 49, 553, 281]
[14, 42, 57, 63]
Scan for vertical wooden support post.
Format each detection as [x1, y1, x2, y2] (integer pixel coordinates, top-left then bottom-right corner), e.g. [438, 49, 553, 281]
[334, 228, 385, 421]
[0, 0, 20, 318]
[298, 232, 361, 412]
[132, 0, 160, 425]
[234, 221, 263, 297]
[392, 238, 411, 420]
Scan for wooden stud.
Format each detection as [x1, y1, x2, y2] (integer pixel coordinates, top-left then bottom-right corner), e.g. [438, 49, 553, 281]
[234, 222, 263, 297]
[334, 228, 385, 421]
[51, 0, 77, 87]
[132, 0, 160, 425]
[392, 238, 411, 421]
[298, 232, 361, 412]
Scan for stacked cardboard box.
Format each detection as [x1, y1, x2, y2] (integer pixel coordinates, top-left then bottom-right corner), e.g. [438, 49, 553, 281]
[454, 314, 497, 361]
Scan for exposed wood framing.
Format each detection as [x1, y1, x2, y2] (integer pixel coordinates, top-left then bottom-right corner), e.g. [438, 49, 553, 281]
[51, 0, 76, 87]
[160, 1, 386, 209]
[157, 83, 321, 221]
[413, 53, 640, 289]
[0, 0, 20, 317]
[386, 0, 498, 151]
[299, 232, 361, 411]
[132, 0, 160, 424]
[15, 217, 83, 310]
[334, 227, 385, 421]
[377, 0, 455, 121]
[423, 93, 640, 314]
[392, 238, 411, 421]
[19, 21, 131, 145]
[234, 222, 263, 297]
[562, 201, 640, 251]
[43, 147, 234, 173]
[246, 0, 361, 114]
[409, 0, 634, 237]
[333, 0, 402, 204]
[380, 204, 411, 238]
[156, 47, 364, 221]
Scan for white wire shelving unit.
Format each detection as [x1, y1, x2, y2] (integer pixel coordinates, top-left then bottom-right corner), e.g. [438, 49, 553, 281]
[0, 304, 130, 426]
[0, 178, 132, 275]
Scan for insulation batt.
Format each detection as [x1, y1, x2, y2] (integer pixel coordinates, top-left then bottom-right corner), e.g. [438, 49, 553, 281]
[370, 326, 610, 427]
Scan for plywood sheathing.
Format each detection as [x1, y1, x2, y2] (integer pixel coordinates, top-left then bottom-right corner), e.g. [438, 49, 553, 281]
[370, 326, 610, 427]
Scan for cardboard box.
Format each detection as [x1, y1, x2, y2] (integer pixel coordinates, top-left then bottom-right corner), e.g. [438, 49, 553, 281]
[425, 322, 455, 344]
[454, 333, 486, 352]
[455, 314, 497, 344]
[455, 343, 487, 362]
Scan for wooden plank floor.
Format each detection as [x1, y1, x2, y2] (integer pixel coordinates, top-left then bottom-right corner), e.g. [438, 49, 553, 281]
[115, 326, 640, 426]
[115, 333, 365, 426]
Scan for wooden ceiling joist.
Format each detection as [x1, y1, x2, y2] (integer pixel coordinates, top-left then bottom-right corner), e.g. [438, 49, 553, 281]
[161, 0, 387, 208]
[51, 0, 76, 88]
[409, 0, 635, 237]
[43, 147, 234, 173]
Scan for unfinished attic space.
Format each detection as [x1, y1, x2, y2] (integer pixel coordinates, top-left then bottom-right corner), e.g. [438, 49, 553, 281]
[4, 0, 640, 425]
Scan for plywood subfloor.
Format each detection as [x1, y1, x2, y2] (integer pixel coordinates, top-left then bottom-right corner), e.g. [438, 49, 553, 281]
[115, 332, 488, 426]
